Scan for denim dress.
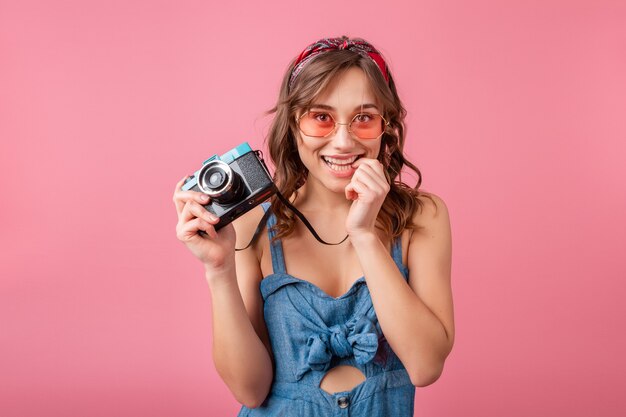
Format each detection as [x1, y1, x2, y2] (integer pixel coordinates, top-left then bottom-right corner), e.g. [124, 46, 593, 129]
[237, 203, 415, 416]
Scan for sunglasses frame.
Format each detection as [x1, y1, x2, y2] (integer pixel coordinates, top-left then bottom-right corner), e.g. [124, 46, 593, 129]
[296, 110, 390, 140]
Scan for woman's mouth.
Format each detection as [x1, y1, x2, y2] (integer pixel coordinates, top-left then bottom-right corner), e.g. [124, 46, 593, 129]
[321, 155, 361, 176]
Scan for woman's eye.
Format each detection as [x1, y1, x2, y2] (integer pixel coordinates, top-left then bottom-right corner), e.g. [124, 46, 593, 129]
[312, 112, 331, 122]
[355, 113, 374, 123]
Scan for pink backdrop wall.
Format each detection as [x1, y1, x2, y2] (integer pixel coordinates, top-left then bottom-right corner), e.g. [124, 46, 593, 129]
[1, 0, 625, 416]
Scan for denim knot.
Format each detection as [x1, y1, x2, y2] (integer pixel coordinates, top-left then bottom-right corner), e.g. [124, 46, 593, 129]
[295, 316, 379, 380]
[328, 324, 351, 357]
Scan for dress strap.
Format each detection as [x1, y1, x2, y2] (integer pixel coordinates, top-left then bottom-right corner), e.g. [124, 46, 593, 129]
[391, 236, 406, 272]
[261, 202, 287, 274]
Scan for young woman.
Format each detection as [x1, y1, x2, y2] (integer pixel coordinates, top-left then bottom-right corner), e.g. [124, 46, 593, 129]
[173, 36, 454, 416]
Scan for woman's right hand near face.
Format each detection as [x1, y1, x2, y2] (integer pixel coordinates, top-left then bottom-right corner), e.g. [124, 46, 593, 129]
[173, 176, 236, 273]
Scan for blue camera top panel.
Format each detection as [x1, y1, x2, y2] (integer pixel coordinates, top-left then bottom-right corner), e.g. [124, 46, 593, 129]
[224, 142, 253, 162]
[202, 142, 252, 165]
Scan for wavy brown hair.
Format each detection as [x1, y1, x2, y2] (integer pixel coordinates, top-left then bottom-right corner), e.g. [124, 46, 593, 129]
[265, 37, 434, 241]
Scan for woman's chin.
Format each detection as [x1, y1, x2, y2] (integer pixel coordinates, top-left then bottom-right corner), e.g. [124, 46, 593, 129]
[322, 176, 352, 194]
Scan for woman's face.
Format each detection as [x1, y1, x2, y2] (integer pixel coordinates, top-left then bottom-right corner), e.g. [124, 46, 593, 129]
[295, 67, 383, 194]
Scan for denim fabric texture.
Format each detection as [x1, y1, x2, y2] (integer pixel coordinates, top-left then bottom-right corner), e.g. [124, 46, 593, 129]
[237, 202, 415, 416]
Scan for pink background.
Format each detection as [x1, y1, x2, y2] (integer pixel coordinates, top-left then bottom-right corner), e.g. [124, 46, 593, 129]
[1, 0, 625, 416]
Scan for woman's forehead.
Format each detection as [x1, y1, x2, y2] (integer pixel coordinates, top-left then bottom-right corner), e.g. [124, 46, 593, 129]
[310, 68, 380, 111]
[318, 68, 374, 97]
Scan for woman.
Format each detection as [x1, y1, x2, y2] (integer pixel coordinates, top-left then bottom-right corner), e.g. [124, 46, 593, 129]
[173, 36, 454, 416]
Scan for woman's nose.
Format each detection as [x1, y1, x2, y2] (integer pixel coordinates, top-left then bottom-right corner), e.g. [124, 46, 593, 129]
[331, 122, 356, 148]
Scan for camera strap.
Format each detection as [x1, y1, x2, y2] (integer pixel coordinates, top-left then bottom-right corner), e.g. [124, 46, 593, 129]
[235, 190, 349, 251]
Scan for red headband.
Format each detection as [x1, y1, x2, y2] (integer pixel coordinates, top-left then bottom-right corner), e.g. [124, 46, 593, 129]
[289, 37, 389, 91]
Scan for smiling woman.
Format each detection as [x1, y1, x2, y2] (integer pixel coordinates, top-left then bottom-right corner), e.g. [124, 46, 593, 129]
[294, 67, 384, 185]
[173, 36, 454, 417]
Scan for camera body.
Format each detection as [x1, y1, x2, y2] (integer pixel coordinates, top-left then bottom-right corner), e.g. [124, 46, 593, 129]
[182, 143, 276, 231]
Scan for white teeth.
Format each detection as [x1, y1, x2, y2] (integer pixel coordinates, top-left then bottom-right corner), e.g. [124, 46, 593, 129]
[321, 155, 359, 172]
[322, 155, 358, 165]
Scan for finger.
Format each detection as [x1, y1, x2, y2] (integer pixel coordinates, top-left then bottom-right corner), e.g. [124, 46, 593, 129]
[180, 200, 219, 225]
[355, 158, 384, 174]
[351, 157, 372, 168]
[354, 164, 383, 184]
[353, 157, 384, 173]
[177, 217, 217, 241]
[354, 159, 387, 183]
[180, 199, 220, 225]
[173, 176, 190, 213]
[174, 188, 211, 216]
[345, 183, 357, 200]
[351, 157, 381, 170]
[174, 191, 211, 218]
[345, 178, 368, 200]
[174, 190, 210, 211]
[352, 160, 388, 188]
[179, 217, 218, 240]
[175, 175, 189, 191]
[353, 165, 388, 192]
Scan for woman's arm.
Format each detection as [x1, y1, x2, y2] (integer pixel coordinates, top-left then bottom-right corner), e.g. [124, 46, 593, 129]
[207, 206, 274, 407]
[351, 192, 454, 387]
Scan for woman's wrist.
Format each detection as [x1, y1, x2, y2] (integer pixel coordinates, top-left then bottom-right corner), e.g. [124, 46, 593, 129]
[348, 230, 380, 249]
[204, 261, 236, 288]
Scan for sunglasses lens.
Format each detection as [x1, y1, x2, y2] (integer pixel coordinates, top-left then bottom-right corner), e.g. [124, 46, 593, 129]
[298, 112, 335, 137]
[351, 114, 384, 139]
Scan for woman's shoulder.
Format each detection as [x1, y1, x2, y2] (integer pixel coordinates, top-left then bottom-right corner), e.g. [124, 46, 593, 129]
[414, 191, 448, 221]
[407, 190, 451, 243]
[396, 191, 448, 265]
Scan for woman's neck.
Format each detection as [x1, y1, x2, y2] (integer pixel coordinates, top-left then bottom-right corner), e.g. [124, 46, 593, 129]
[293, 179, 351, 215]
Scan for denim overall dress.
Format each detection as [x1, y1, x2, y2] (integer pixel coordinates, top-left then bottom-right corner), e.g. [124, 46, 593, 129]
[237, 203, 415, 416]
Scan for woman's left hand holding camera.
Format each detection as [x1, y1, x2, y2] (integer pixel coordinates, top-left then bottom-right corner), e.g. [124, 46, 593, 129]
[173, 176, 236, 274]
[344, 158, 390, 239]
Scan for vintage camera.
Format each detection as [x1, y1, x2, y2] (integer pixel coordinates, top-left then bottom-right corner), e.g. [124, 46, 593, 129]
[182, 142, 276, 231]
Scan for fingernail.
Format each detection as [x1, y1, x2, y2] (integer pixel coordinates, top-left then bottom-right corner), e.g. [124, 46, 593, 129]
[201, 194, 209, 201]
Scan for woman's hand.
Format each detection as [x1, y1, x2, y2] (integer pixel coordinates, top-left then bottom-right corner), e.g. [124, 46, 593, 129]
[344, 158, 390, 238]
[173, 176, 236, 273]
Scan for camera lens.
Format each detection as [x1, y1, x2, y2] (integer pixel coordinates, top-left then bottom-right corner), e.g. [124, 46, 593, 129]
[197, 160, 245, 204]
[207, 168, 226, 189]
